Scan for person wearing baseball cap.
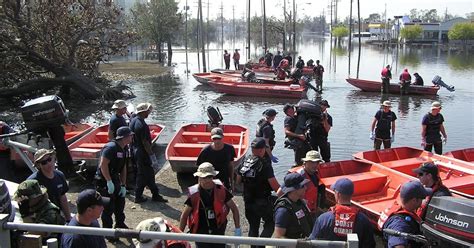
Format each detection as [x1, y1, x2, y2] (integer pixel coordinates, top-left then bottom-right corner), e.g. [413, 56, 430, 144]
[179, 163, 241, 247]
[256, 108, 279, 163]
[414, 162, 451, 219]
[308, 100, 332, 162]
[273, 173, 313, 239]
[421, 101, 447, 154]
[62, 189, 109, 248]
[379, 181, 432, 248]
[130, 103, 167, 204]
[28, 148, 72, 222]
[237, 137, 281, 246]
[310, 178, 375, 247]
[370, 100, 397, 150]
[283, 103, 310, 166]
[108, 99, 130, 140]
[196, 127, 237, 190]
[95, 126, 134, 237]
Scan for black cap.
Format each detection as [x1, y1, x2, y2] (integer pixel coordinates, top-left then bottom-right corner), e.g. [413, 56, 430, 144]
[281, 173, 310, 194]
[77, 189, 110, 210]
[263, 108, 278, 117]
[251, 137, 267, 149]
[400, 181, 432, 201]
[320, 100, 330, 108]
[116, 126, 134, 140]
[413, 162, 439, 178]
[283, 103, 294, 113]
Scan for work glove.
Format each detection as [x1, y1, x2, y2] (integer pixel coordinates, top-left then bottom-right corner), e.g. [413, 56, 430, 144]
[442, 136, 447, 145]
[271, 155, 279, 163]
[391, 136, 395, 144]
[106, 180, 115, 195]
[370, 131, 375, 140]
[234, 227, 242, 236]
[119, 185, 127, 197]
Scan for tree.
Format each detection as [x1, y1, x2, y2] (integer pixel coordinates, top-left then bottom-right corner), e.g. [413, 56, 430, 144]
[364, 13, 381, 23]
[331, 26, 349, 44]
[400, 25, 423, 41]
[421, 9, 439, 23]
[131, 0, 181, 66]
[0, 0, 136, 99]
[448, 22, 474, 50]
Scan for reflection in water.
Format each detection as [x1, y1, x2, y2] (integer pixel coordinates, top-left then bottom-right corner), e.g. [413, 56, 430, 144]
[333, 45, 347, 56]
[398, 95, 410, 118]
[399, 52, 421, 68]
[447, 54, 474, 70]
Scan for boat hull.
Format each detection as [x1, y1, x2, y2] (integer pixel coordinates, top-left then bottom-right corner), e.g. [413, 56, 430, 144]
[444, 148, 474, 164]
[207, 80, 306, 99]
[193, 72, 294, 85]
[346, 78, 440, 95]
[165, 123, 249, 173]
[63, 123, 94, 145]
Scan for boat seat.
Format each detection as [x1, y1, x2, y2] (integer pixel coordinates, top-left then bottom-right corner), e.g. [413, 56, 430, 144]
[379, 157, 430, 168]
[173, 143, 247, 149]
[97, 132, 109, 136]
[181, 131, 243, 138]
[66, 131, 83, 135]
[321, 171, 388, 196]
[78, 143, 106, 149]
[167, 156, 197, 161]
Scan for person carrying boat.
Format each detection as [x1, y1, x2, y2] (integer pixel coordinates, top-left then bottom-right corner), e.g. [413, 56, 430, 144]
[414, 162, 451, 220]
[95, 126, 133, 237]
[283, 104, 310, 166]
[273, 173, 314, 239]
[295, 56, 305, 70]
[108, 99, 130, 140]
[381, 65, 392, 94]
[28, 149, 72, 222]
[256, 108, 279, 163]
[130, 103, 168, 203]
[313, 60, 325, 92]
[134, 217, 191, 248]
[286, 150, 326, 220]
[223, 50, 231, 70]
[378, 181, 431, 248]
[370, 100, 397, 150]
[421, 101, 447, 155]
[399, 68, 412, 95]
[237, 137, 281, 248]
[179, 163, 241, 248]
[308, 100, 332, 162]
[412, 73, 424, 86]
[196, 127, 236, 191]
[272, 51, 283, 69]
[310, 178, 375, 248]
[232, 49, 240, 70]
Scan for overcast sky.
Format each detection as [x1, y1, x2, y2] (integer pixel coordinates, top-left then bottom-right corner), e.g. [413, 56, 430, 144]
[178, 0, 473, 21]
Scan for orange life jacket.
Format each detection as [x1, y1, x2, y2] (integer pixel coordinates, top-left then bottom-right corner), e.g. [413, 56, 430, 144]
[187, 180, 229, 234]
[416, 181, 449, 219]
[288, 166, 321, 213]
[330, 205, 359, 237]
[165, 220, 192, 248]
[377, 201, 421, 231]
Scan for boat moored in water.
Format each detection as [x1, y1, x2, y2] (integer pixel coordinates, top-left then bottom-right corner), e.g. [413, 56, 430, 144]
[346, 78, 440, 95]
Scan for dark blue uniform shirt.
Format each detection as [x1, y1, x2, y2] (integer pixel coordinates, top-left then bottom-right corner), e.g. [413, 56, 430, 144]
[61, 218, 106, 248]
[27, 170, 68, 210]
[109, 114, 127, 138]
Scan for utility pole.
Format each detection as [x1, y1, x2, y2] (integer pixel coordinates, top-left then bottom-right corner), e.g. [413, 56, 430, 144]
[262, 0, 267, 52]
[207, 0, 210, 68]
[292, 0, 296, 55]
[197, 3, 200, 71]
[283, 0, 287, 51]
[348, 0, 353, 75]
[247, 0, 251, 60]
[198, 0, 206, 72]
[220, 1, 224, 67]
[185, 0, 189, 74]
[233, 5, 236, 51]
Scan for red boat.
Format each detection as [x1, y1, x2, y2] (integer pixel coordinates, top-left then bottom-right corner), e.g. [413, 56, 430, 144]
[193, 72, 294, 85]
[243, 63, 314, 76]
[346, 78, 440, 95]
[166, 123, 249, 173]
[354, 147, 474, 196]
[207, 79, 306, 99]
[69, 124, 164, 167]
[192, 73, 231, 85]
[444, 148, 474, 164]
[63, 123, 94, 145]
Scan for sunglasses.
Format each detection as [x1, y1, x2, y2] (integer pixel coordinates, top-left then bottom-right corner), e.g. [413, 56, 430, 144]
[417, 172, 426, 177]
[38, 157, 53, 165]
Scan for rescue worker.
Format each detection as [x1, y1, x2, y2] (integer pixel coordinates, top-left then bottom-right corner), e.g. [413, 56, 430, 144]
[284, 54, 293, 66]
[196, 127, 236, 190]
[310, 178, 375, 248]
[272, 51, 283, 69]
[273, 173, 314, 239]
[414, 162, 451, 219]
[287, 151, 326, 220]
[264, 50, 273, 67]
[130, 103, 167, 203]
[370, 100, 397, 150]
[108, 99, 129, 140]
[421, 101, 447, 155]
[256, 108, 279, 163]
[179, 163, 241, 248]
[308, 100, 332, 162]
[28, 149, 72, 222]
[379, 181, 431, 248]
[295, 56, 305, 69]
[237, 137, 280, 248]
[412, 72, 424, 86]
[283, 103, 310, 166]
[223, 50, 231, 70]
[134, 217, 191, 248]
[275, 59, 289, 80]
[232, 49, 240, 70]
[62, 189, 109, 248]
[95, 126, 133, 237]
[399, 68, 412, 95]
[381, 65, 392, 94]
[313, 60, 325, 92]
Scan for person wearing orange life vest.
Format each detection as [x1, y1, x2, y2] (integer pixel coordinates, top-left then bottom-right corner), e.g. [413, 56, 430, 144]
[413, 162, 451, 219]
[286, 150, 326, 220]
[133, 217, 191, 248]
[399, 68, 412, 95]
[310, 178, 375, 248]
[275, 59, 289, 80]
[381, 65, 392, 93]
[379, 181, 432, 248]
[179, 162, 240, 248]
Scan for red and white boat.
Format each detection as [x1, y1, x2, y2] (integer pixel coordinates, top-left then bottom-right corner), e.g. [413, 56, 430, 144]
[207, 79, 306, 99]
[346, 78, 440, 95]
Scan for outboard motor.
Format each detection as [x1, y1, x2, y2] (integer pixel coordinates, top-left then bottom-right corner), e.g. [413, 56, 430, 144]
[289, 67, 303, 81]
[207, 106, 223, 127]
[432, 75, 455, 92]
[295, 99, 323, 139]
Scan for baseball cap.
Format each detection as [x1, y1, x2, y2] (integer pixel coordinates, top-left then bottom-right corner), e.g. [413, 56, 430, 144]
[115, 126, 134, 140]
[400, 181, 432, 201]
[76, 189, 110, 210]
[251, 137, 267, 149]
[210, 127, 224, 139]
[281, 173, 310, 194]
[319, 100, 330, 108]
[413, 162, 439, 178]
[263, 108, 277, 117]
[331, 178, 354, 196]
[34, 149, 55, 164]
[283, 103, 294, 113]
[14, 179, 47, 200]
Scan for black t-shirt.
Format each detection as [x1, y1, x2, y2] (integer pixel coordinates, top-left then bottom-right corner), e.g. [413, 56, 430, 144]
[311, 114, 333, 141]
[185, 185, 233, 234]
[98, 141, 125, 180]
[375, 110, 397, 139]
[284, 116, 298, 135]
[422, 112, 444, 143]
[129, 116, 151, 151]
[196, 144, 236, 188]
[109, 114, 127, 138]
[62, 218, 106, 248]
[238, 155, 275, 202]
[27, 170, 68, 210]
